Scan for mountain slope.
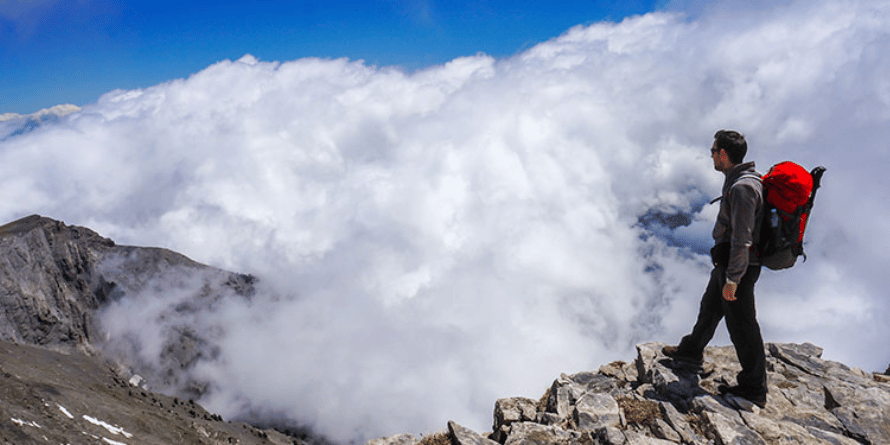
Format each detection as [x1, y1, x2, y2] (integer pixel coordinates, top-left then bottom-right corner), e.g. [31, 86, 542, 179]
[0, 339, 297, 445]
[0, 215, 305, 444]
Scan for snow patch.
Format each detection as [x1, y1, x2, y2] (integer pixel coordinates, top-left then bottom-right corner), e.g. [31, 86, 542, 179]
[83, 415, 133, 438]
[58, 404, 74, 419]
[11, 418, 41, 428]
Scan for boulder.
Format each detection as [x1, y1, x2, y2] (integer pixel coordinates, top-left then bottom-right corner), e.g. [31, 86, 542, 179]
[492, 397, 538, 442]
[573, 393, 620, 431]
[448, 421, 499, 445]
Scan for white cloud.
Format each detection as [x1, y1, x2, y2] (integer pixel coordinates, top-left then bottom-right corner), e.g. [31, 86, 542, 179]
[2, 0, 890, 442]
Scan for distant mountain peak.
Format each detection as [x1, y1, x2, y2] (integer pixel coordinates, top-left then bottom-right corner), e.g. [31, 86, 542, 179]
[0, 104, 81, 122]
[0, 104, 81, 139]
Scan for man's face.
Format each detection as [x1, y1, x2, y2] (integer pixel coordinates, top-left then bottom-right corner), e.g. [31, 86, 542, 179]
[711, 140, 729, 173]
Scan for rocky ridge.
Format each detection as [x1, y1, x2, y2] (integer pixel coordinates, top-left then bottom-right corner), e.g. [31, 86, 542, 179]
[0, 214, 255, 383]
[0, 215, 304, 444]
[374, 343, 890, 445]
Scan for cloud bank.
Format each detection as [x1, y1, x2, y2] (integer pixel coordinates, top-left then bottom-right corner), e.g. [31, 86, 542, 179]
[2, 0, 890, 441]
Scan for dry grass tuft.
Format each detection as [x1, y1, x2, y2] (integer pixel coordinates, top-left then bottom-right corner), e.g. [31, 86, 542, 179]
[617, 396, 661, 427]
[537, 386, 552, 412]
[418, 431, 451, 445]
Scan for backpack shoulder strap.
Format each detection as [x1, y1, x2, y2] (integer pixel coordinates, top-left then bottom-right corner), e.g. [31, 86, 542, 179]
[710, 173, 762, 204]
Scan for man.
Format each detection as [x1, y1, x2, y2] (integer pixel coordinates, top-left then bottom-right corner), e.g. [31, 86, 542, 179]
[663, 130, 767, 408]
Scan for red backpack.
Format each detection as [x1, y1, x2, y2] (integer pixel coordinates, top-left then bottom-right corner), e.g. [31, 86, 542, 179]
[757, 162, 826, 270]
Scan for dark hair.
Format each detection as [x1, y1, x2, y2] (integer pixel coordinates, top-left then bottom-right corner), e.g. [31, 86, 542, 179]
[714, 130, 747, 164]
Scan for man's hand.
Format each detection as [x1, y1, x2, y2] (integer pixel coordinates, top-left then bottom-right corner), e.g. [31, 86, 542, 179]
[722, 280, 738, 301]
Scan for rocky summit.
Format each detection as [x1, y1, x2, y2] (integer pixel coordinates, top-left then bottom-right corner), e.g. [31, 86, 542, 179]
[374, 344, 890, 445]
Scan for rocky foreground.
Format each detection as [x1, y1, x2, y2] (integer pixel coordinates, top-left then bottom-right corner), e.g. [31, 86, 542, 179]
[374, 343, 890, 445]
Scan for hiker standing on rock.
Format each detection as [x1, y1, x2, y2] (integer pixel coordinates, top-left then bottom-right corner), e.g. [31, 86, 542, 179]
[663, 130, 768, 408]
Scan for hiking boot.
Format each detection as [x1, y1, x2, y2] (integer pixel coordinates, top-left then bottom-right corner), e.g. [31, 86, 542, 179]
[718, 384, 767, 409]
[662, 345, 703, 365]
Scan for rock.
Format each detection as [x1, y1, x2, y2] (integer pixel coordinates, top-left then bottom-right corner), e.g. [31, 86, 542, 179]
[738, 410, 858, 445]
[493, 397, 538, 441]
[634, 343, 707, 409]
[368, 433, 419, 445]
[492, 397, 538, 442]
[545, 371, 619, 422]
[658, 402, 706, 444]
[703, 410, 766, 444]
[593, 426, 626, 445]
[128, 374, 147, 389]
[650, 418, 680, 443]
[573, 393, 620, 430]
[448, 421, 499, 445]
[623, 430, 677, 444]
[599, 360, 638, 383]
[502, 422, 580, 445]
[722, 393, 760, 413]
[768, 343, 829, 377]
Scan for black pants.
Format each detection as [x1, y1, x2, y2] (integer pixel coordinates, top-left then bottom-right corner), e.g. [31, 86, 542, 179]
[677, 264, 767, 395]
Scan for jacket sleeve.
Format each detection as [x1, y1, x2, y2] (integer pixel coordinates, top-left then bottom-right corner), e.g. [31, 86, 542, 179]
[726, 180, 760, 283]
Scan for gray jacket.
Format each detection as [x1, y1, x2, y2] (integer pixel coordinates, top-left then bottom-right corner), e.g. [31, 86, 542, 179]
[713, 162, 763, 283]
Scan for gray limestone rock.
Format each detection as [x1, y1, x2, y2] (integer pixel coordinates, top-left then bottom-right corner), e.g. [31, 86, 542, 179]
[493, 397, 539, 442]
[623, 430, 677, 445]
[702, 410, 766, 445]
[495, 398, 539, 428]
[449, 421, 500, 445]
[368, 433, 420, 445]
[573, 393, 620, 431]
[502, 422, 581, 445]
[593, 426, 627, 445]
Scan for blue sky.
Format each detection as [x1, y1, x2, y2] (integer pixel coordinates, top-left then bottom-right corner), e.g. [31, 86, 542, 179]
[1, 0, 664, 114]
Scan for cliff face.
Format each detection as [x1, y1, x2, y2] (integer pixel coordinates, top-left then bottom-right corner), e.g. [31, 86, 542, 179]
[0, 215, 253, 375]
[0, 215, 114, 352]
[377, 343, 890, 445]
